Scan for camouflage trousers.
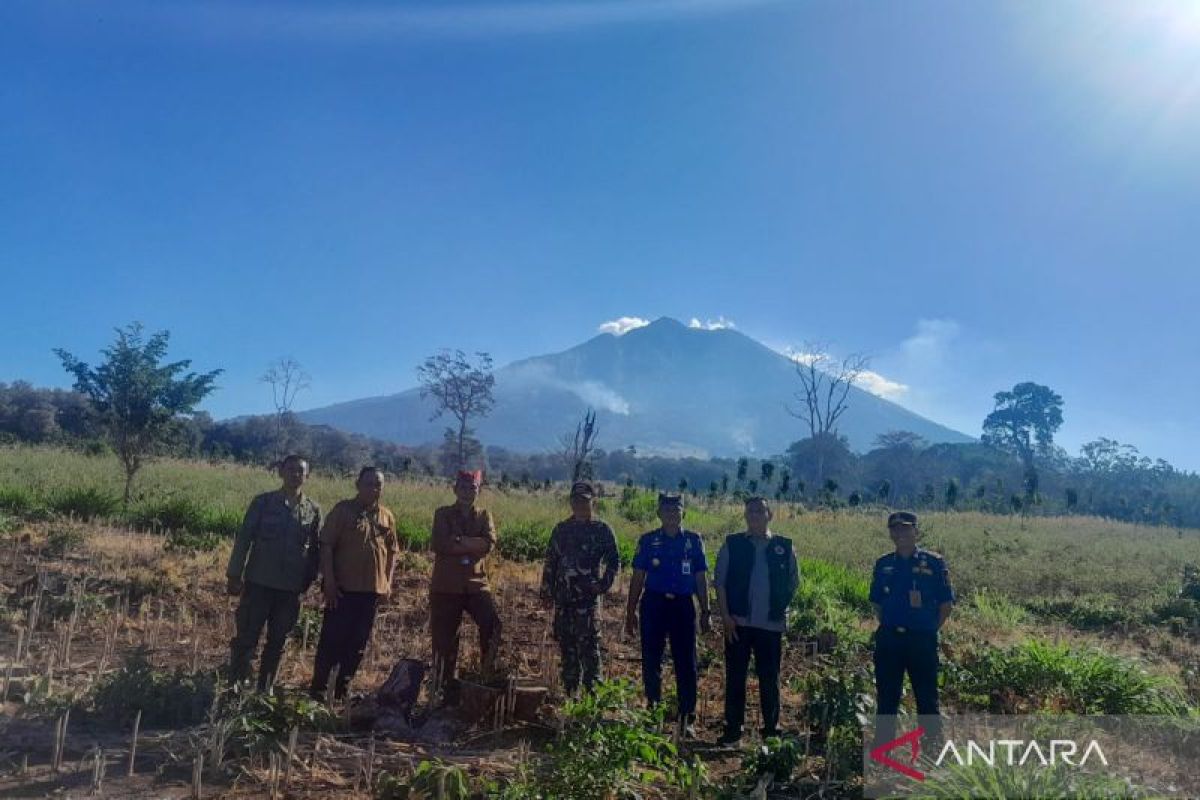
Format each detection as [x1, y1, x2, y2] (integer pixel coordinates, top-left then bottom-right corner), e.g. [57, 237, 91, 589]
[553, 604, 601, 694]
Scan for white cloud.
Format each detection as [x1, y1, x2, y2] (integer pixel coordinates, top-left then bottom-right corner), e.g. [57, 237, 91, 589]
[777, 346, 907, 399]
[688, 316, 736, 330]
[598, 316, 650, 336]
[857, 370, 910, 400]
[780, 346, 825, 366]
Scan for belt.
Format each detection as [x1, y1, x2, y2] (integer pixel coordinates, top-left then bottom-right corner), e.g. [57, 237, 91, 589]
[879, 625, 934, 635]
[646, 590, 692, 601]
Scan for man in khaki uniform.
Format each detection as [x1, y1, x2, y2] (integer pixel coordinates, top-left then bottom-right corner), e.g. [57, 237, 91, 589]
[226, 454, 321, 691]
[309, 466, 398, 700]
[429, 470, 501, 704]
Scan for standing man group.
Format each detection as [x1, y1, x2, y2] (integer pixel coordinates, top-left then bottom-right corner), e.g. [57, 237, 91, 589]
[225, 461, 954, 748]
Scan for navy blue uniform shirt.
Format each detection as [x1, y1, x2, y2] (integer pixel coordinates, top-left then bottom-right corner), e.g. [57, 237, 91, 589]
[869, 547, 954, 631]
[632, 528, 708, 596]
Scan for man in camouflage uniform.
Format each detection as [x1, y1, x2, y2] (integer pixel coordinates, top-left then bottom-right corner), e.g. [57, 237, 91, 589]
[226, 454, 322, 692]
[540, 481, 620, 695]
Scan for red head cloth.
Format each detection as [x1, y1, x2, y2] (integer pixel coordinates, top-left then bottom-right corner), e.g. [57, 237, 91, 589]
[456, 470, 483, 488]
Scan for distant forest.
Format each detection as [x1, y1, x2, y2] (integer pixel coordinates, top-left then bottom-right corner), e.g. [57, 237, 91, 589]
[3, 379, 1198, 529]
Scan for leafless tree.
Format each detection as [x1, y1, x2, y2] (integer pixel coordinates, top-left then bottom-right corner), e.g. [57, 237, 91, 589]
[787, 342, 870, 487]
[559, 408, 599, 482]
[261, 357, 311, 417]
[417, 350, 495, 472]
[261, 357, 310, 458]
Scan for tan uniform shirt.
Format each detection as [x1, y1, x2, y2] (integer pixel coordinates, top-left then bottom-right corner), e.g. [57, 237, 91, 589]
[320, 500, 398, 595]
[430, 504, 497, 594]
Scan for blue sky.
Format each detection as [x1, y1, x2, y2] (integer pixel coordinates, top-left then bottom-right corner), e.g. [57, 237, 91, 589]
[3, 1, 1199, 468]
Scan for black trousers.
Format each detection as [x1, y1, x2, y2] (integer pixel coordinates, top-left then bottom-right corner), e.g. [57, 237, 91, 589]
[310, 591, 380, 699]
[229, 582, 301, 691]
[639, 592, 698, 717]
[872, 626, 941, 745]
[724, 625, 783, 736]
[430, 590, 502, 699]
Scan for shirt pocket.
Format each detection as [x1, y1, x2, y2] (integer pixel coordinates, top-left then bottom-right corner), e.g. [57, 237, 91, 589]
[257, 507, 288, 540]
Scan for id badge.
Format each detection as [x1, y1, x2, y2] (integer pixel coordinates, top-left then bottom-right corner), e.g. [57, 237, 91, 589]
[909, 589, 923, 609]
[681, 561, 692, 576]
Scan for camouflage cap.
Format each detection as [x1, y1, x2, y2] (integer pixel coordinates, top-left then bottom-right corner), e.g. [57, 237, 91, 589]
[887, 510, 919, 527]
[569, 481, 595, 499]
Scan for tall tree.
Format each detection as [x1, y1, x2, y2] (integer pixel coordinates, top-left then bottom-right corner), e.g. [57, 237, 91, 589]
[417, 349, 496, 472]
[981, 382, 1064, 500]
[788, 343, 869, 486]
[55, 323, 221, 504]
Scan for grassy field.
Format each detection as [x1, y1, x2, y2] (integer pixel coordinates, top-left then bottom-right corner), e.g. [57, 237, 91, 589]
[3, 446, 1197, 609]
[1, 445, 1199, 798]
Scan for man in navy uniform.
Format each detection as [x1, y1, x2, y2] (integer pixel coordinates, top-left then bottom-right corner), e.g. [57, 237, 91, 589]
[624, 493, 711, 738]
[714, 496, 800, 746]
[869, 511, 954, 746]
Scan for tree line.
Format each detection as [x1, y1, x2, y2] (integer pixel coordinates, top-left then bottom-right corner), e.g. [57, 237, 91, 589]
[2, 322, 1197, 528]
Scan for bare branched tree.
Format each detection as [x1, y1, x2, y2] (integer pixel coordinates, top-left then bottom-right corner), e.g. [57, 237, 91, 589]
[559, 408, 599, 482]
[261, 357, 311, 459]
[261, 357, 311, 417]
[417, 350, 495, 472]
[787, 342, 870, 487]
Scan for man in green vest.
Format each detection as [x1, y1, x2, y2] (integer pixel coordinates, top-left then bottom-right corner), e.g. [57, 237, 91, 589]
[714, 496, 800, 746]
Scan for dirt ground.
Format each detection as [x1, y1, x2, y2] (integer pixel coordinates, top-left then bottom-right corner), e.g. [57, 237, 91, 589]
[0, 526, 836, 799]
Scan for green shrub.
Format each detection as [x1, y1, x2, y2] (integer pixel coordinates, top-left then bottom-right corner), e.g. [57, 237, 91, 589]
[394, 516, 431, 550]
[0, 513, 18, 537]
[946, 639, 1189, 715]
[499, 679, 707, 799]
[740, 736, 804, 783]
[1025, 596, 1138, 630]
[44, 590, 108, 621]
[91, 649, 217, 728]
[293, 606, 322, 642]
[616, 535, 635, 568]
[215, 686, 336, 755]
[203, 506, 243, 538]
[128, 497, 241, 538]
[618, 489, 658, 524]
[1142, 597, 1200, 633]
[968, 588, 1030, 629]
[0, 485, 42, 516]
[795, 659, 874, 730]
[44, 523, 88, 557]
[377, 760, 472, 800]
[790, 558, 872, 644]
[164, 528, 224, 554]
[128, 497, 209, 533]
[45, 486, 120, 520]
[912, 759, 1144, 799]
[497, 520, 551, 561]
